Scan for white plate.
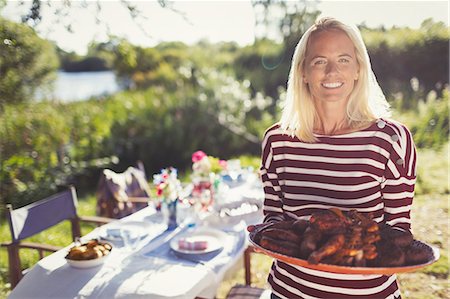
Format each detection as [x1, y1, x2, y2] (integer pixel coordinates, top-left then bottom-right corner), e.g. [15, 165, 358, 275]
[100, 221, 151, 242]
[66, 254, 109, 269]
[170, 227, 227, 255]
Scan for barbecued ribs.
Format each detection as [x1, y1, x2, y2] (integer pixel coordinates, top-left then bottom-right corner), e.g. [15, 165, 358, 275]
[255, 209, 430, 268]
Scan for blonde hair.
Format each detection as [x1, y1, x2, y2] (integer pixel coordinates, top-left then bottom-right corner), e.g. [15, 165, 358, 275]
[280, 17, 390, 142]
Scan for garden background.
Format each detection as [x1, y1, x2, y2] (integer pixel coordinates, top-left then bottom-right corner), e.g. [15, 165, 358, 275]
[0, 1, 448, 298]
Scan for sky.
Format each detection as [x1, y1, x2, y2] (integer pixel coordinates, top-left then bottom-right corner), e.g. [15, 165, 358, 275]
[2, 0, 449, 55]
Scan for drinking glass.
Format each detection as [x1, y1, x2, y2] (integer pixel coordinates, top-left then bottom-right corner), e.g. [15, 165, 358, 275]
[227, 159, 241, 181]
[120, 226, 140, 253]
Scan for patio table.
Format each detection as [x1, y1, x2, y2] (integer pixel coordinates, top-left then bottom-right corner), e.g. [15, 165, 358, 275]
[8, 177, 263, 299]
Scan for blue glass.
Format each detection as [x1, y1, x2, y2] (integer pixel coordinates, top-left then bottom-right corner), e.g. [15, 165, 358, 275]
[166, 200, 178, 230]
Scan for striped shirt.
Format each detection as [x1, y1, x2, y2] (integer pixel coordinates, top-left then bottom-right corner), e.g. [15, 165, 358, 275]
[260, 119, 417, 299]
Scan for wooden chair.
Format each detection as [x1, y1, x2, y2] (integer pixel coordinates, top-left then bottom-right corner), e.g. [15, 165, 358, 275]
[225, 245, 271, 299]
[1, 186, 113, 289]
[96, 162, 152, 218]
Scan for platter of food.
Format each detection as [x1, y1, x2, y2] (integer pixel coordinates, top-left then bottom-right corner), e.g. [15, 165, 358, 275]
[65, 239, 113, 268]
[249, 209, 440, 275]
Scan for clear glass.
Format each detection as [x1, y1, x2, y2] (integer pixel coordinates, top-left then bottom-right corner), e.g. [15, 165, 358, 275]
[120, 226, 140, 253]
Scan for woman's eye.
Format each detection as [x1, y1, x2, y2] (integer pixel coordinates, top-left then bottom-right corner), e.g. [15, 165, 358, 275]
[314, 60, 326, 65]
[339, 58, 350, 63]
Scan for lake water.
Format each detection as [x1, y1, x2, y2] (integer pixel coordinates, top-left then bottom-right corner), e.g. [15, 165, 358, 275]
[38, 71, 121, 102]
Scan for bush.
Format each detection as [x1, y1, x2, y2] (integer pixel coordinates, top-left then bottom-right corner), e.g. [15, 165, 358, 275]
[415, 144, 449, 195]
[0, 102, 69, 207]
[0, 17, 58, 107]
[0, 100, 116, 208]
[363, 20, 449, 105]
[394, 89, 449, 149]
[0, 73, 266, 208]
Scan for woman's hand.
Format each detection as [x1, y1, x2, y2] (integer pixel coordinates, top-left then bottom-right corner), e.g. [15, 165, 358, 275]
[247, 222, 272, 233]
[247, 223, 275, 253]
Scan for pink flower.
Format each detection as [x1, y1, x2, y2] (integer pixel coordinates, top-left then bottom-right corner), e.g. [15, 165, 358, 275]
[219, 160, 227, 169]
[192, 150, 207, 163]
[157, 183, 166, 196]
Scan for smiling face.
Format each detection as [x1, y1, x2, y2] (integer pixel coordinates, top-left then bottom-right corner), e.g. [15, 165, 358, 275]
[302, 29, 360, 106]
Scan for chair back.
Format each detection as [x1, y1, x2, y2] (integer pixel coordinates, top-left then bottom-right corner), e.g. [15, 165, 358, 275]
[7, 187, 80, 243]
[96, 166, 150, 218]
[3, 186, 83, 289]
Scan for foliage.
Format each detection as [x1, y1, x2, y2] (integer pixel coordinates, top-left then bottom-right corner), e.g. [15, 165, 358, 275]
[234, 39, 288, 99]
[86, 41, 116, 68]
[15, 0, 169, 31]
[393, 89, 449, 149]
[0, 16, 59, 107]
[0, 102, 69, 207]
[109, 38, 185, 89]
[362, 19, 449, 107]
[236, 155, 261, 170]
[0, 66, 272, 207]
[412, 91, 449, 149]
[233, 17, 448, 112]
[414, 143, 449, 195]
[57, 45, 111, 72]
[110, 39, 240, 90]
[0, 101, 116, 208]
[234, 2, 319, 100]
[104, 70, 267, 172]
[207, 156, 226, 175]
[391, 91, 449, 196]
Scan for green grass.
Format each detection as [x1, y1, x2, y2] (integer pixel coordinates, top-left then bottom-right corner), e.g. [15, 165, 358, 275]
[415, 143, 449, 195]
[1, 147, 448, 299]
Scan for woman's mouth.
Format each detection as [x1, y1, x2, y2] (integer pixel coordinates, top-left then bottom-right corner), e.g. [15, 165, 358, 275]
[321, 82, 343, 89]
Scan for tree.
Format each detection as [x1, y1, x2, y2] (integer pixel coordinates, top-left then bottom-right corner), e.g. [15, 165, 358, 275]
[0, 17, 59, 107]
[14, 0, 177, 35]
[362, 19, 449, 105]
[234, 1, 319, 99]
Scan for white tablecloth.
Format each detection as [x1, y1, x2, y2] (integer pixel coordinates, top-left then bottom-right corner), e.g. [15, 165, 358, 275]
[8, 178, 263, 299]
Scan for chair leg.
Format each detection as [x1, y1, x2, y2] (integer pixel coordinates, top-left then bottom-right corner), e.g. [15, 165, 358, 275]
[71, 218, 82, 240]
[7, 245, 22, 289]
[244, 246, 252, 285]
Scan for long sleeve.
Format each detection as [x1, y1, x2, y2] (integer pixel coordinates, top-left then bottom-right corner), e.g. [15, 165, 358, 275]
[381, 122, 417, 231]
[260, 127, 285, 224]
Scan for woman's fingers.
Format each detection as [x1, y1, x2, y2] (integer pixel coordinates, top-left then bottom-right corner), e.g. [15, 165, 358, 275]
[247, 222, 272, 232]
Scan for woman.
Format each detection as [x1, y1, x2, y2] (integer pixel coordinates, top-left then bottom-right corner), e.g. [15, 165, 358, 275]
[259, 17, 416, 298]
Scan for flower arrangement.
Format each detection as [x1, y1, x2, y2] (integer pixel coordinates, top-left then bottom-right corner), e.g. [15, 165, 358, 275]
[191, 150, 212, 182]
[152, 167, 181, 203]
[191, 150, 227, 182]
[190, 150, 228, 211]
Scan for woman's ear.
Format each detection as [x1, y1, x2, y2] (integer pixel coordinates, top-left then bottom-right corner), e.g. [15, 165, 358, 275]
[355, 62, 360, 80]
[303, 75, 308, 84]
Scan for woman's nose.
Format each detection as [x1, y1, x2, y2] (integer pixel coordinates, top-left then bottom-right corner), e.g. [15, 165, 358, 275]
[326, 62, 339, 75]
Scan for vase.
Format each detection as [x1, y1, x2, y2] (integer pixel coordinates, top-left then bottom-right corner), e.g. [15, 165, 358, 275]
[164, 199, 178, 230]
[192, 181, 214, 211]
